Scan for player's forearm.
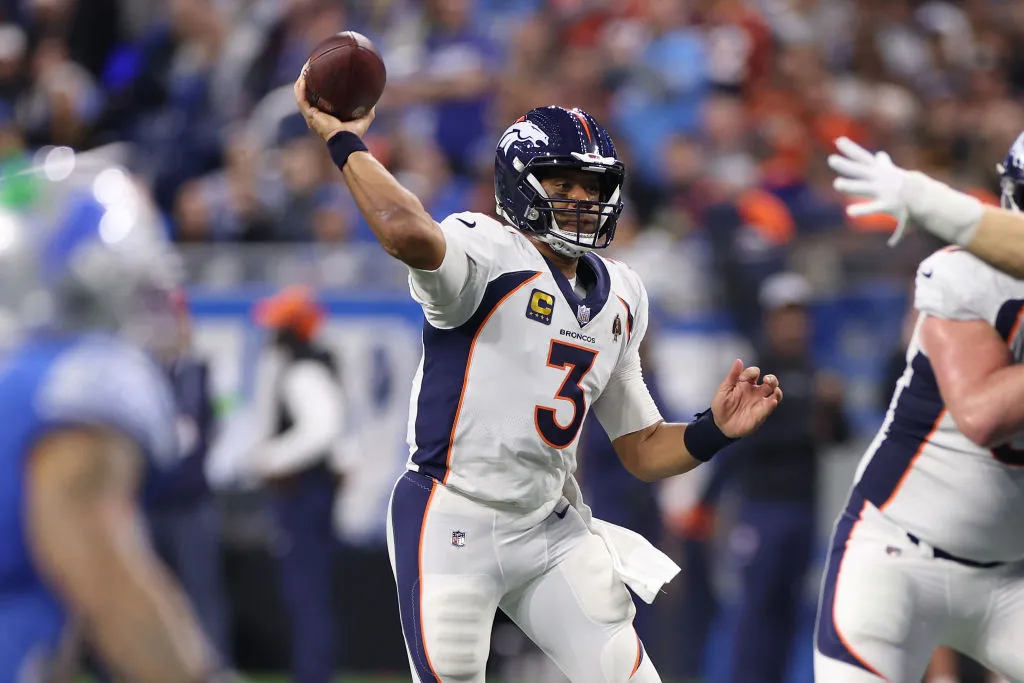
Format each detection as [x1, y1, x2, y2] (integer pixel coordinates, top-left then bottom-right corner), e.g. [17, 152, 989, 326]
[37, 505, 217, 683]
[963, 207, 1024, 279]
[86, 556, 218, 683]
[27, 432, 218, 683]
[954, 364, 1024, 447]
[339, 149, 444, 269]
[617, 421, 703, 482]
[901, 171, 1023, 273]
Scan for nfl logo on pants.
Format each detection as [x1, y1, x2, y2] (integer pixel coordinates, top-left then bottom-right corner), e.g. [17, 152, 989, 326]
[451, 530, 466, 548]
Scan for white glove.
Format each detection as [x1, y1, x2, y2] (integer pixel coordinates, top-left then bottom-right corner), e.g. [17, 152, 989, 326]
[828, 136, 983, 247]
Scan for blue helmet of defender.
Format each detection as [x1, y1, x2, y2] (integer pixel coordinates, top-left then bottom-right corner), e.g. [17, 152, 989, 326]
[494, 106, 625, 258]
[0, 147, 181, 350]
[998, 131, 1024, 211]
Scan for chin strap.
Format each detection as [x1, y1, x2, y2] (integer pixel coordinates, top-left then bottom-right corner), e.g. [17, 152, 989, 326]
[498, 203, 601, 258]
[536, 231, 593, 259]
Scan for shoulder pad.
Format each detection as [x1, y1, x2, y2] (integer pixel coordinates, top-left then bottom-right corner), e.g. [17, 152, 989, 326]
[36, 337, 178, 466]
[915, 247, 997, 321]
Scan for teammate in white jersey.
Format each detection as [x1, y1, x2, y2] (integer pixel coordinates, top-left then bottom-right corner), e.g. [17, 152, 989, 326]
[294, 72, 783, 682]
[814, 140, 1024, 682]
[827, 133, 1024, 280]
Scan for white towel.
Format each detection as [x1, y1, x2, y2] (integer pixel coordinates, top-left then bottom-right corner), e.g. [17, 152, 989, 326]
[590, 519, 682, 604]
[562, 475, 681, 604]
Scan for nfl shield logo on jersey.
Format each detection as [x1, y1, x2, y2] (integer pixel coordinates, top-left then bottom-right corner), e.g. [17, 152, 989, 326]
[577, 305, 591, 325]
[451, 530, 466, 548]
[612, 314, 622, 342]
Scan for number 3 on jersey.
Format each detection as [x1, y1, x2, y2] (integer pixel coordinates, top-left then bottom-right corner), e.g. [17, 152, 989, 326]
[535, 340, 599, 449]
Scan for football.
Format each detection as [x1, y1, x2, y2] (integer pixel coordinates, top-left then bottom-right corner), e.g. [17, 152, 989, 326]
[303, 31, 387, 122]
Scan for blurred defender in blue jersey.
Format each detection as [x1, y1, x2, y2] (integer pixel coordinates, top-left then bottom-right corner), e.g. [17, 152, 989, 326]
[0, 150, 226, 683]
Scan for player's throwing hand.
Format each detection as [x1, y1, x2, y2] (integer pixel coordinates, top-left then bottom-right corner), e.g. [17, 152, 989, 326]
[293, 63, 376, 141]
[710, 360, 783, 438]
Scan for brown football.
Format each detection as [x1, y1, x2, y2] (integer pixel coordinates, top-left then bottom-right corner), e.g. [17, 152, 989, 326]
[303, 31, 386, 122]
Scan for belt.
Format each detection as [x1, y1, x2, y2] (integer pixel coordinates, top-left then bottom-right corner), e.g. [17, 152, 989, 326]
[906, 533, 1005, 569]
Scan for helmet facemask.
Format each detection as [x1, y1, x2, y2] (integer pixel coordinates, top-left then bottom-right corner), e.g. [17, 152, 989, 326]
[998, 163, 1024, 212]
[497, 155, 624, 259]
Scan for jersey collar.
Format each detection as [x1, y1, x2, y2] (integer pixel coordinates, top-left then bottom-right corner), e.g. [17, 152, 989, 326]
[542, 252, 611, 328]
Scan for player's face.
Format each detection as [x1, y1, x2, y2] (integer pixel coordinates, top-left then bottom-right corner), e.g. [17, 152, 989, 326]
[539, 169, 602, 234]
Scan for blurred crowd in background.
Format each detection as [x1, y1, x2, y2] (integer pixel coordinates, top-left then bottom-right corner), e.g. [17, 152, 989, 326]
[2, 1, 1023, 682]
[3, 0, 1024, 305]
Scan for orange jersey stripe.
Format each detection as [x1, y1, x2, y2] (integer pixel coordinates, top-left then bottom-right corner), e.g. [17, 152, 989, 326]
[880, 409, 946, 511]
[443, 272, 543, 483]
[833, 501, 890, 680]
[417, 481, 441, 679]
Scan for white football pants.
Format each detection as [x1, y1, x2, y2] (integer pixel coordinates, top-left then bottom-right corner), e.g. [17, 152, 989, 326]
[386, 471, 661, 683]
[814, 492, 1024, 683]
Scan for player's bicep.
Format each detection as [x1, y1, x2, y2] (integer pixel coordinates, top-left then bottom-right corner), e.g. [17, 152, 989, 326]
[918, 315, 1010, 414]
[592, 350, 663, 443]
[25, 427, 144, 613]
[599, 271, 663, 467]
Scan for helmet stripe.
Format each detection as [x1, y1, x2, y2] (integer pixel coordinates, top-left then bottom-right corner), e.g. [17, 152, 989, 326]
[571, 110, 593, 146]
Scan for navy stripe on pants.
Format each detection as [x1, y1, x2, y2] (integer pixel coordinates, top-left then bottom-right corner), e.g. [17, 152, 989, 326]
[815, 490, 880, 676]
[390, 472, 441, 682]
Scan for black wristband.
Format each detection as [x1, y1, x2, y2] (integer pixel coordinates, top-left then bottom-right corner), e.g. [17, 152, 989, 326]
[683, 408, 738, 462]
[327, 131, 368, 170]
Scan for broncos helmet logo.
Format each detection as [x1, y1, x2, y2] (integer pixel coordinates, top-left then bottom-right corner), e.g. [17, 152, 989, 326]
[498, 121, 551, 156]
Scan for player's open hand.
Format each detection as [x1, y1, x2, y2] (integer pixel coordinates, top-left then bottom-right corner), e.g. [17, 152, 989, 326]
[294, 63, 376, 141]
[828, 136, 912, 245]
[829, 136, 985, 248]
[710, 360, 783, 439]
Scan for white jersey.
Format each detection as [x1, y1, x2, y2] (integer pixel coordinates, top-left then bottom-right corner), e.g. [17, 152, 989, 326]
[404, 212, 662, 510]
[853, 246, 1024, 563]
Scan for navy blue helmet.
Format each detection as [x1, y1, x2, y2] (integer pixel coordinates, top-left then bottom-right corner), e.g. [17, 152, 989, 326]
[998, 132, 1024, 211]
[494, 106, 625, 258]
